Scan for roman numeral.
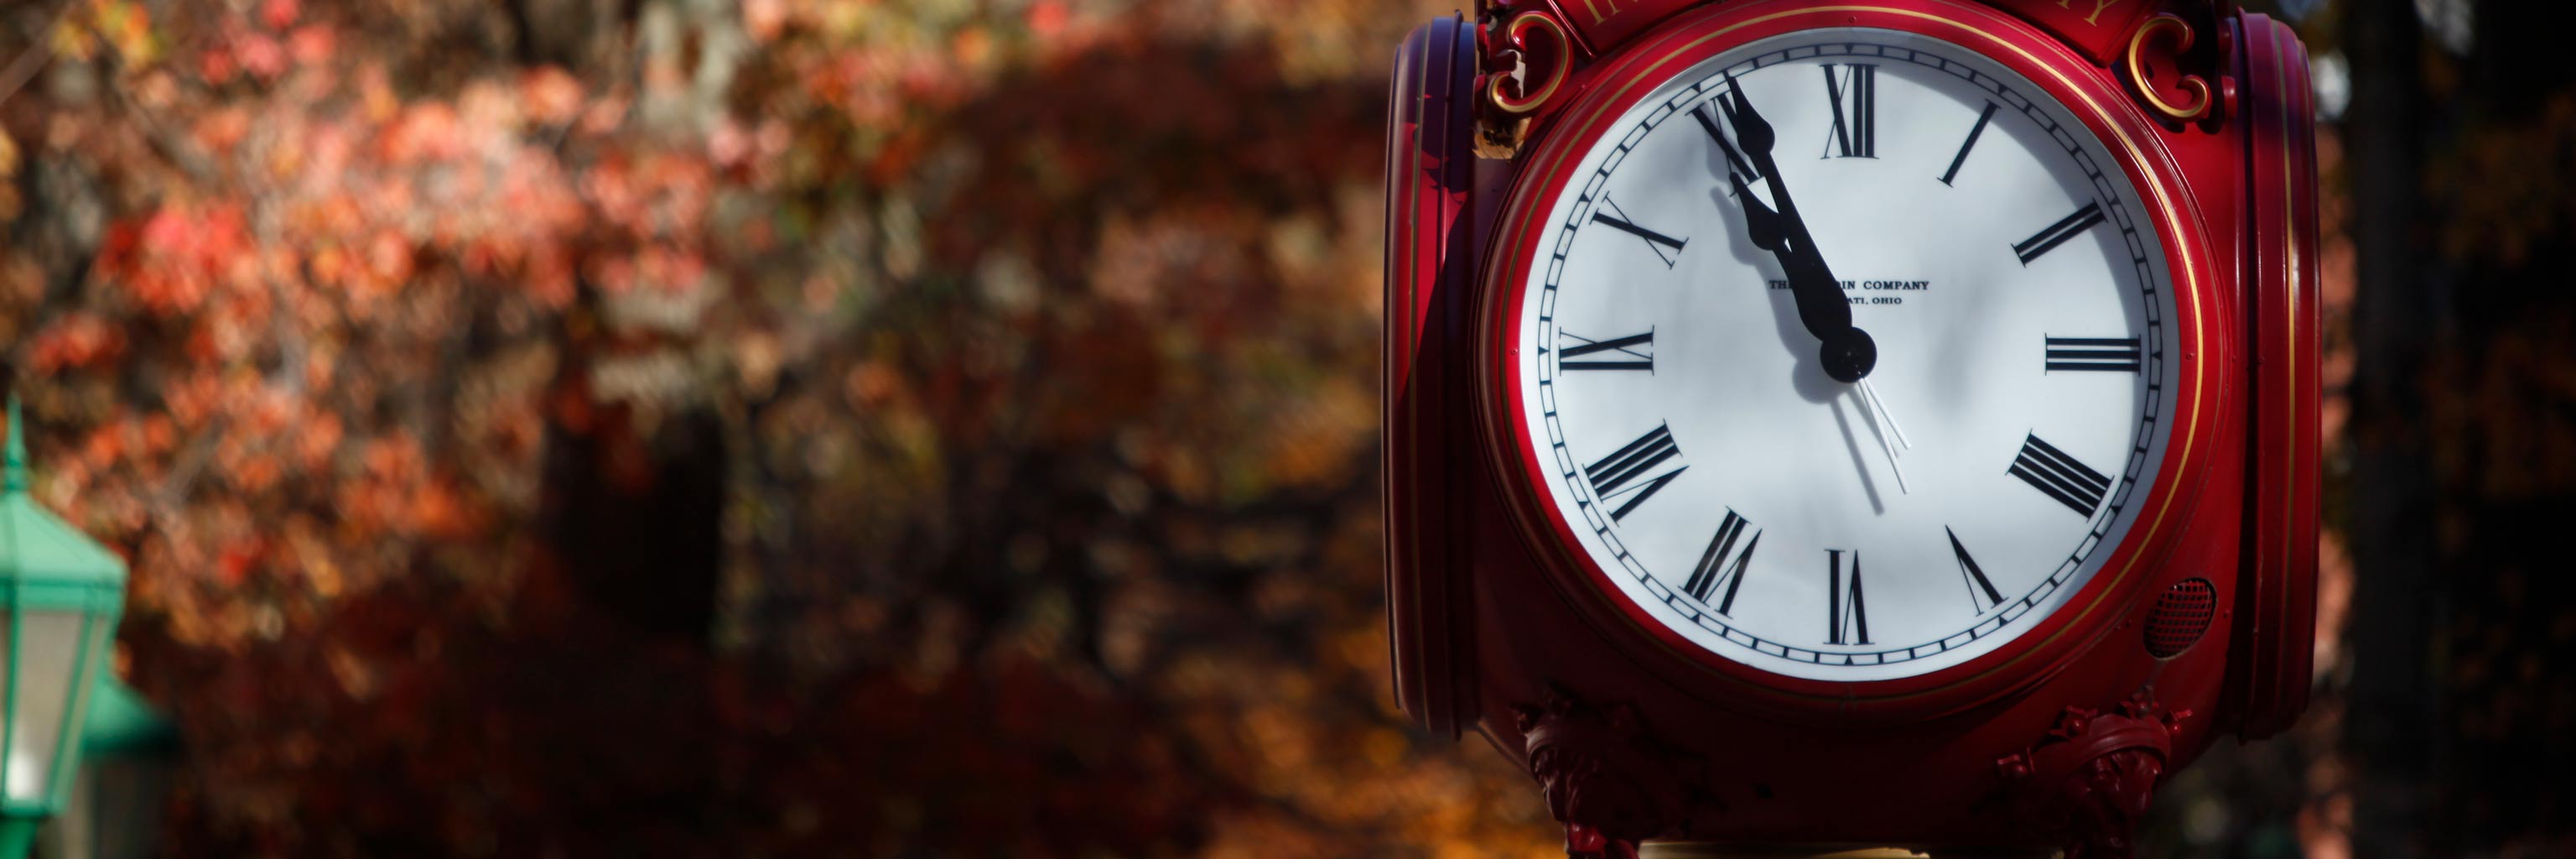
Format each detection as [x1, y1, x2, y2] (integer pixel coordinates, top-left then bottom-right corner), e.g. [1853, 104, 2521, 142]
[2045, 336, 2143, 372]
[1826, 549, 1869, 646]
[2012, 201, 2107, 265]
[1559, 330, 1654, 372]
[1681, 509, 1760, 613]
[1946, 527, 2004, 613]
[1690, 102, 1763, 185]
[1939, 101, 2000, 185]
[1592, 198, 1687, 268]
[1820, 64, 1876, 159]
[2009, 433, 2113, 516]
[1587, 423, 1685, 523]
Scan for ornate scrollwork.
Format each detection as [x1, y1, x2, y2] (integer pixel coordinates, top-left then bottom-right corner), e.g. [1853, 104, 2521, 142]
[1476, 6, 1575, 157]
[1488, 11, 1572, 113]
[1513, 687, 1696, 859]
[2121, 12, 2235, 123]
[1995, 691, 2191, 859]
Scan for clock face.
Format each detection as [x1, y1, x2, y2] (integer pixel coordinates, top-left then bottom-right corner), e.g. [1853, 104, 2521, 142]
[1511, 28, 2180, 681]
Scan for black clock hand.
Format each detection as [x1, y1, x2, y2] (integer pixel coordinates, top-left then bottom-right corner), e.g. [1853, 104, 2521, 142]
[1730, 168, 1912, 494]
[1727, 170, 1786, 254]
[1720, 74, 1877, 383]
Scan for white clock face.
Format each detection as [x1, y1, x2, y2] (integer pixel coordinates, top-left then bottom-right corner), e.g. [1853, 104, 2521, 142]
[1514, 28, 2179, 681]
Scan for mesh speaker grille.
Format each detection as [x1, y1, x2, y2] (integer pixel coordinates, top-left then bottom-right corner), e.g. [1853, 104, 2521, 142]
[2144, 578, 2218, 659]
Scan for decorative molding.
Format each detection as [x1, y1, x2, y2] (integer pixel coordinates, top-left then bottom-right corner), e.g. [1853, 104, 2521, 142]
[1994, 692, 2189, 859]
[2119, 11, 2234, 124]
[1514, 686, 1701, 858]
[1478, 6, 1576, 156]
[1637, 846, 1946, 858]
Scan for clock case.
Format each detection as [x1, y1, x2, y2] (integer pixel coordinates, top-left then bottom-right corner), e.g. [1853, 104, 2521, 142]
[1383, 0, 2318, 850]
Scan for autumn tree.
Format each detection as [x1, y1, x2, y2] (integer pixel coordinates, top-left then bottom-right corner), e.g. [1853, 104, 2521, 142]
[3, 0, 1555, 854]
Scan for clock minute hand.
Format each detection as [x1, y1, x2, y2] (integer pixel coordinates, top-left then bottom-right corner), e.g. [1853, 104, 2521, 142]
[1722, 78, 1831, 258]
[1722, 75, 1852, 343]
[1719, 75, 1876, 383]
[1726, 171, 1878, 381]
[1737, 163, 1909, 490]
[1727, 170, 1788, 254]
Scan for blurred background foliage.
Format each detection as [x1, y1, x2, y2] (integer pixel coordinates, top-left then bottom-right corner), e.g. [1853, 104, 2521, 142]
[0, 0, 2563, 856]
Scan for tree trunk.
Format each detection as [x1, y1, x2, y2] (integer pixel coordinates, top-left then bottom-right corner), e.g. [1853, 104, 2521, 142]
[2341, 2, 2436, 856]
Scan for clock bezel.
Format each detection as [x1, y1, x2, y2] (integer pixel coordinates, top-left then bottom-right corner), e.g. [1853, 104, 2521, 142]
[1474, 0, 2226, 720]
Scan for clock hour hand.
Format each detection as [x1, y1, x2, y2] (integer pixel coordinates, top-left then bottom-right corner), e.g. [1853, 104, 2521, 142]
[1719, 74, 1877, 383]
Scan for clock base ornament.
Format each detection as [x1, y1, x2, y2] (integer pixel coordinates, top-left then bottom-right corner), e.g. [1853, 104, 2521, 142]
[1635, 846, 2048, 859]
[1513, 687, 1701, 858]
[1993, 693, 2189, 859]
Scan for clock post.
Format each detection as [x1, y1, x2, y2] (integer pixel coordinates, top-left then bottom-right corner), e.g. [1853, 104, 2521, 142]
[1382, 1, 2320, 857]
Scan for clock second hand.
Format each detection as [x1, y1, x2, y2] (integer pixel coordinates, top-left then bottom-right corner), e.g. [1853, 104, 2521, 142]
[1858, 379, 1912, 450]
[1853, 383, 1909, 494]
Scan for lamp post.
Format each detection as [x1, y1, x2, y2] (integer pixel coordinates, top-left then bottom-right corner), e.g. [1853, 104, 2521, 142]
[49, 675, 176, 859]
[0, 399, 127, 858]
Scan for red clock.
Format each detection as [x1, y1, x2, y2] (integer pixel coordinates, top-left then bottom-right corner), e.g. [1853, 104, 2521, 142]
[1383, 1, 2319, 856]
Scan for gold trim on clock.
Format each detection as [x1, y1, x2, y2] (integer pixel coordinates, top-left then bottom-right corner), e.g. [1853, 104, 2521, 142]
[1491, 12, 1574, 114]
[2124, 13, 2215, 121]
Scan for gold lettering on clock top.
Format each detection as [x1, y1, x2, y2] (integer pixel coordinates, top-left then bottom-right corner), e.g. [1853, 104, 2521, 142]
[2055, 0, 2124, 25]
[1577, 0, 1623, 24]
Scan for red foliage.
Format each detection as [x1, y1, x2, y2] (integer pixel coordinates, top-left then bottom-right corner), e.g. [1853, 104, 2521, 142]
[2, 0, 1559, 855]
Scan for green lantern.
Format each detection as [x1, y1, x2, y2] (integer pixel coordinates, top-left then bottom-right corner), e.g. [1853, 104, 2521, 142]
[0, 400, 127, 859]
[48, 675, 177, 859]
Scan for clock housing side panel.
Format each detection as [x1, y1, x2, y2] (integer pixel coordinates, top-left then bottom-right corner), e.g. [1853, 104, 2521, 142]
[2231, 11, 2323, 741]
[1383, 15, 1483, 737]
[1471, 0, 2232, 722]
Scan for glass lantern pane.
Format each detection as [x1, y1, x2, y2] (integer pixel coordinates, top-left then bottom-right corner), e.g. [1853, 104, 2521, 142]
[3, 612, 96, 803]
